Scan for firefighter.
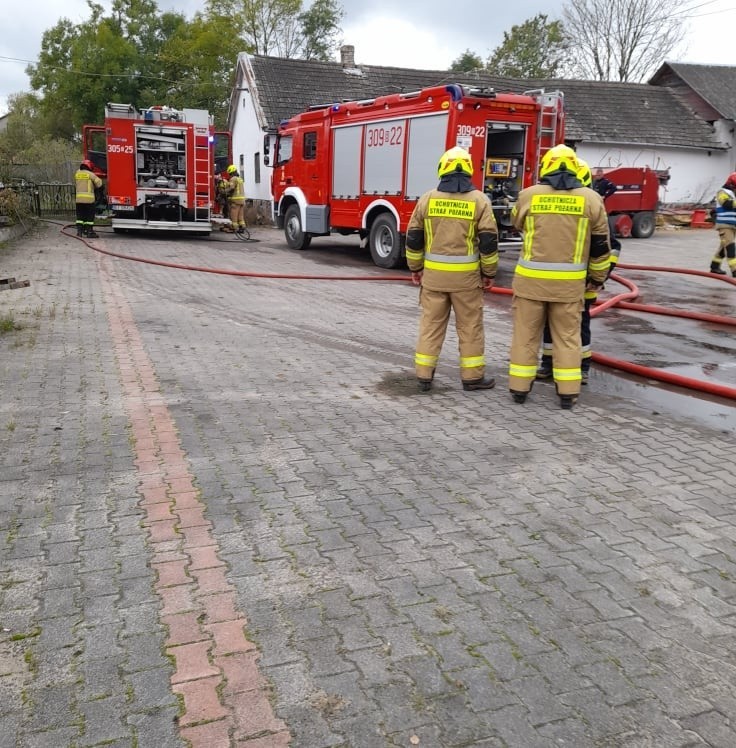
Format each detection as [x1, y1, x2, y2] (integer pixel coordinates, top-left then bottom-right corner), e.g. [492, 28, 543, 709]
[709, 172, 736, 275]
[406, 146, 499, 392]
[221, 164, 246, 232]
[537, 158, 620, 384]
[508, 145, 610, 409]
[74, 160, 103, 238]
[215, 172, 230, 221]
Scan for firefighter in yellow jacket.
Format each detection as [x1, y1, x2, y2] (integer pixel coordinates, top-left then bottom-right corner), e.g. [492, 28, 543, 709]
[406, 146, 499, 392]
[509, 145, 610, 409]
[537, 158, 620, 384]
[74, 160, 103, 238]
[221, 164, 246, 232]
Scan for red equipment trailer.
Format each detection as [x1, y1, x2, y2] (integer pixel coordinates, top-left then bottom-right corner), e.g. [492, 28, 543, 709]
[83, 103, 231, 234]
[268, 83, 565, 268]
[598, 166, 667, 239]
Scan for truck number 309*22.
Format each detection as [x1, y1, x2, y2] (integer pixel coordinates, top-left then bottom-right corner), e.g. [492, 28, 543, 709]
[366, 126, 403, 148]
[456, 125, 485, 138]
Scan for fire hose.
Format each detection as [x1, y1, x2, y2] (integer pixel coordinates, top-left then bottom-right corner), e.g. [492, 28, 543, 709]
[62, 224, 736, 401]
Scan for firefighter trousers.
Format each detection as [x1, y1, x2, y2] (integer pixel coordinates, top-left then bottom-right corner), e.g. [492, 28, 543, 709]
[509, 296, 583, 396]
[415, 286, 485, 383]
[542, 297, 593, 370]
[229, 201, 245, 229]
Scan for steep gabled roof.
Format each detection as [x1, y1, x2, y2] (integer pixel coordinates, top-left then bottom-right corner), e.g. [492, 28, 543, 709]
[241, 54, 723, 150]
[649, 62, 736, 120]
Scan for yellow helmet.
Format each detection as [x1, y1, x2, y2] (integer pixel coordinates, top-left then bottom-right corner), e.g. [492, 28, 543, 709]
[576, 158, 592, 187]
[226, 164, 238, 174]
[540, 144, 579, 179]
[438, 147, 474, 178]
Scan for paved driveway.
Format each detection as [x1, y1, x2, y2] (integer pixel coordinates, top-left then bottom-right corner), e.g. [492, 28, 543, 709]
[1, 220, 735, 747]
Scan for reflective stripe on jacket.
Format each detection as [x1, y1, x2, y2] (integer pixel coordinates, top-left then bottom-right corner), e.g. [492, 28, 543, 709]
[406, 189, 498, 292]
[715, 187, 736, 226]
[511, 184, 610, 302]
[75, 170, 101, 204]
[228, 176, 245, 204]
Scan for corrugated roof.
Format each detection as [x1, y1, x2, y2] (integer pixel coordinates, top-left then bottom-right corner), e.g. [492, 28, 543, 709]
[243, 54, 723, 150]
[649, 62, 736, 121]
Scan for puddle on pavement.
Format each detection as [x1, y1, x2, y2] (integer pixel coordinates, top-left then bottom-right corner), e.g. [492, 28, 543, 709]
[376, 371, 448, 397]
[592, 368, 736, 435]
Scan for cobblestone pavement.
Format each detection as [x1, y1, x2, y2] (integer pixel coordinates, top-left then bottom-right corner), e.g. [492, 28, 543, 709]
[1, 220, 735, 748]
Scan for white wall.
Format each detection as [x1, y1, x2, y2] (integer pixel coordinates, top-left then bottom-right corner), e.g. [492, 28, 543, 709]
[578, 118, 735, 205]
[230, 87, 274, 204]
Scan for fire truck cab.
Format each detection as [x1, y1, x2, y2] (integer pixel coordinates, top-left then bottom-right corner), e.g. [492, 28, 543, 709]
[269, 83, 564, 268]
[83, 103, 230, 234]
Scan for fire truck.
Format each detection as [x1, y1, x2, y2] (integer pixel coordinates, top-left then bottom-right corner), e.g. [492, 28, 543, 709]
[268, 83, 565, 267]
[83, 103, 231, 234]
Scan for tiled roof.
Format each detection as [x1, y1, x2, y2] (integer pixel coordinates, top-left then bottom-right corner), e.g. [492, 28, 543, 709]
[244, 54, 723, 150]
[649, 62, 736, 120]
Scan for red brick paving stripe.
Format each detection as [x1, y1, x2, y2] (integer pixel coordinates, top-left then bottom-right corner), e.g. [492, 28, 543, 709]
[99, 259, 290, 744]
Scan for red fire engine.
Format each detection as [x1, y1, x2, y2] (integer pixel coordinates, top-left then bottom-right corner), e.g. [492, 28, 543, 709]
[268, 83, 565, 267]
[83, 103, 231, 234]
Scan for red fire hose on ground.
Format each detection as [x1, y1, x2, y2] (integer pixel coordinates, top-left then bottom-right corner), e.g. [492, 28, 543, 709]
[62, 225, 736, 402]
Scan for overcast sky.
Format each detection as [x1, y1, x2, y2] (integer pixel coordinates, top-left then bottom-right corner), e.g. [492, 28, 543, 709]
[2, 0, 735, 116]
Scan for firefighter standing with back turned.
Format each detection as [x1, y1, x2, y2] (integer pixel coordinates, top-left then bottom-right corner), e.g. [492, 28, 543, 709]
[74, 160, 103, 238]
[406, 146, 499, 392]
[709, 172, 736, 276]
[537, 158, 620, 384]
[508, 145, 610, 409]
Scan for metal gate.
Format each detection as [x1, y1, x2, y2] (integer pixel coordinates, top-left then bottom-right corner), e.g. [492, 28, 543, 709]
[6, 183, 77, 217]
[33, 183, 76, 217]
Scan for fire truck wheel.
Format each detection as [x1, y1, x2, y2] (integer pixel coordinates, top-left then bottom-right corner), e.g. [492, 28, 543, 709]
[631, 211, 655, 239]
[369, 214, 403, 269]
[284, 205, 311, 250]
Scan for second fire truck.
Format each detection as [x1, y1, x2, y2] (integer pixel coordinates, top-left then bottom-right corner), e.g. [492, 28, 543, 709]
[83, 103, 231, 234]
[268, 83, 565, 268]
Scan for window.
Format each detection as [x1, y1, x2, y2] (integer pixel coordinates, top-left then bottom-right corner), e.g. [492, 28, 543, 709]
[304, 132, 317, 160]
[254, 153, 261, 184]
[276, 135, 293, 166]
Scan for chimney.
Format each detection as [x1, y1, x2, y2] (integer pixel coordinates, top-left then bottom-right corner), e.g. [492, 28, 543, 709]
[340, 45, 355, 68]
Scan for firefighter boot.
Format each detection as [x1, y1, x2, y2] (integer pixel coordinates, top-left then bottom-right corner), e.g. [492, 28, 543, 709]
[86, 227, 99, 238]
[510, 381, 532, 404]
[581, 364, 590, 385]
[76, 224, 83, 237]
[462, 376, 496, 391]
[418, 380, 432, 393]
[536, 356, 553, 381]
[710, 262, 726, 275]
[560, 394, 578, 410]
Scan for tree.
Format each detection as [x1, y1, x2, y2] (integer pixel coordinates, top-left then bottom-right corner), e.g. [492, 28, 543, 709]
[233, 0, 343, 59]
[487, 14, 567, 78]
[449, 49, 484, 73]
[562, 0, 688, 82]
[299, 0, 343, 61]
[27, 0, 188, 130]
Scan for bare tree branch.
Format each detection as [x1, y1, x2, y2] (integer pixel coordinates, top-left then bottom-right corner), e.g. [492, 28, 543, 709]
[562, 0, 689, 81]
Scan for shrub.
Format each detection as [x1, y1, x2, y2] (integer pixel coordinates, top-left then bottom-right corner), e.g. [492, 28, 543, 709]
[0, 187, 33, 226]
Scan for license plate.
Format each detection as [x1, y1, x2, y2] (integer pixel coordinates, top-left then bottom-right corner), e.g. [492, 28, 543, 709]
[114, 205, 135, 211]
